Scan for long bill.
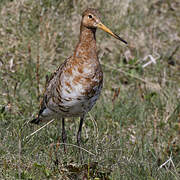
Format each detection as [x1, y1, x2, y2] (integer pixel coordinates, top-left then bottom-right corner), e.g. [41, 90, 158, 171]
[97, 22, 127, 44]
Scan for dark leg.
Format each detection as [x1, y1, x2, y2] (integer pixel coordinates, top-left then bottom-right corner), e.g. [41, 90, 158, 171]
[77, 116, 84, 147]
[62, 117, 67, 152]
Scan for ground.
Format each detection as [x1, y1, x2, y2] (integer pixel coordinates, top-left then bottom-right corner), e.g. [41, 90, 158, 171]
[0, 0, 180, 179]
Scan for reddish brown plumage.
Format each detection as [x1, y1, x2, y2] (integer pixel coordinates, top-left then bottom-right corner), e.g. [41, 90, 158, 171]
[31, 8, 127, 147]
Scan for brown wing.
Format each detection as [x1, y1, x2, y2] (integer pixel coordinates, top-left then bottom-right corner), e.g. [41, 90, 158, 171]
[45, 57, 70, 88]
[31, 57, 71, 123]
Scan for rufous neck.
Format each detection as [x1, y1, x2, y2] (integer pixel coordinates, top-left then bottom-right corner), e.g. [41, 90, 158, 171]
[79, 24, 96, 42]
[73, 24, 97, 59]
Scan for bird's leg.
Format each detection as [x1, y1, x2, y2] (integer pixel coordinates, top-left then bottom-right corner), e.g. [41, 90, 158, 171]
[62, 117, 67, 152]
[77, 116, 84, 147]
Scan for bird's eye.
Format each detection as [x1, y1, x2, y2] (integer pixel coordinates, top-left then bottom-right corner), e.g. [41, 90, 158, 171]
[88, 15, 92, 19]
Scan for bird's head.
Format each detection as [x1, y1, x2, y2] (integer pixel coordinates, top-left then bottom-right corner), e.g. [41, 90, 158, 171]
[81, 8, 127, 44]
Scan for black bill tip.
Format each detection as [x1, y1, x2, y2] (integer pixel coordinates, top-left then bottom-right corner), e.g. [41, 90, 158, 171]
[114, 33, 127, 44]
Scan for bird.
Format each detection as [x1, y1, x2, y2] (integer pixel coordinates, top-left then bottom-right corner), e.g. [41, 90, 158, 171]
[31, 8, 127, 148]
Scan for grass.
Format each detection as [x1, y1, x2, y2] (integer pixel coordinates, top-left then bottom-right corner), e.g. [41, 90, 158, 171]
[0, 0, 180, 179]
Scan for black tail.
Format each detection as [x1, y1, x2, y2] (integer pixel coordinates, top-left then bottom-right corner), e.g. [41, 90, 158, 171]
[31, 99, 46, 125]
[30, 117, 40, 124]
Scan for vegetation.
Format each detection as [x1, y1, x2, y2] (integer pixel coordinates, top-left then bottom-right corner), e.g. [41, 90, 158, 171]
[0, 0, 179, 179]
